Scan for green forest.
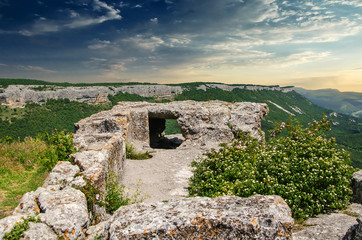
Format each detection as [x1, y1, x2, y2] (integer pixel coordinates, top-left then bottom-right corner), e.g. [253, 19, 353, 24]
[0, 79, 361, 168]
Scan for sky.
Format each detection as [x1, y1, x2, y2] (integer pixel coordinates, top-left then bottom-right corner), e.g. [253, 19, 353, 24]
[0, 0, 361, 92]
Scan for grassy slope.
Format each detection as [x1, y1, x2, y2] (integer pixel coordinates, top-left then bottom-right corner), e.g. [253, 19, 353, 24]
[0, 139, 48, 219]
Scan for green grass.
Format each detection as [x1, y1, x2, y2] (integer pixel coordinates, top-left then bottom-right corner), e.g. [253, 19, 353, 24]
[125, 142, 152, 160]
[0, 139, 48, 219]
[165, 119, 181, 135]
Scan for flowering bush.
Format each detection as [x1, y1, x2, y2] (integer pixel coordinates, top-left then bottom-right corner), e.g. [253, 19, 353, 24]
[188, 115, 356, 219]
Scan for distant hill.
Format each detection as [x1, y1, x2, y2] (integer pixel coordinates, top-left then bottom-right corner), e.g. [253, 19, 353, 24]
[0, 79, 361, 168]
[294, 87, 362, 118]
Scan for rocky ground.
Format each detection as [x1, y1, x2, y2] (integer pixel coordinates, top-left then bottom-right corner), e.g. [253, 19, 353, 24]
[122, 134, 362, 240]
[121, 134, 220, 203]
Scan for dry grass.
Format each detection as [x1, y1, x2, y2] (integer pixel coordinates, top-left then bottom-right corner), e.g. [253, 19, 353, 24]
[0, 138, 48, 219]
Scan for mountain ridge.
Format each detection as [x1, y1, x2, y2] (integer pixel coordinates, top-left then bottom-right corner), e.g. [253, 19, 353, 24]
[295, 87, 362, 118]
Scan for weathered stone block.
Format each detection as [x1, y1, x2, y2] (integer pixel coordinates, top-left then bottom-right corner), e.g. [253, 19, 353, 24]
[86, 195, 293, 240]
[43, 161, 80, 187]
[36, 186, 89, 240]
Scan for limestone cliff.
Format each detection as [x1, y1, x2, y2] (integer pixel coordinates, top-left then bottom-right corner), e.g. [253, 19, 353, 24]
[0, 83, 293, 108]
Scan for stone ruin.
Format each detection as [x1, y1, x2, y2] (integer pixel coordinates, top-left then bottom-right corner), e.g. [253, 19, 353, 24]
[74, 100, 269, 150]
[0, 100, 361, 239]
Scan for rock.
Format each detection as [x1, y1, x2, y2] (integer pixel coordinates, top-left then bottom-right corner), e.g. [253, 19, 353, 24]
[71, 135, 125, 193]
[352, 170, 362, 204]
[23, 222, 58, 240]
[0, 215, 26, 239]
[74, 101, 269, 149]
[293, 213, 359, 240]
[42, 161, 80, 188]
[0, 84, 183, 108]
[36, 186, 89, 240]
[197, 83, 294, 93]
[13, 191, 40, 216]
[86, 195, 294, 240]
[343, 217, 362, 240]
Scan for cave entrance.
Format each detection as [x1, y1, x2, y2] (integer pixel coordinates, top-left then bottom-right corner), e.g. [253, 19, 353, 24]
[148, 117, 183, 149]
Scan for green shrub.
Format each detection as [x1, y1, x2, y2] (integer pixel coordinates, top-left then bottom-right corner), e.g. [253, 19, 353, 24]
[189, 115, 356, 219]
[126, 142, 151, 160]
[103, 174, 145, 214]
[38, 129, 76, 170]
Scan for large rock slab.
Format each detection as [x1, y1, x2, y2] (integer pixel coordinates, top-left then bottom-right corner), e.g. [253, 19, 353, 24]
[293, 203, 362, 240]
[86, 195, 293, 240]
[36, 187, 89, 240]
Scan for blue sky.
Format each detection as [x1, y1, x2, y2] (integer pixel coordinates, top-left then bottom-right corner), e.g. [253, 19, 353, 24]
[0, 0, 361, 91]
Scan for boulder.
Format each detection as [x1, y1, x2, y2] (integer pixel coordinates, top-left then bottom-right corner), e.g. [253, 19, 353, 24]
[352, 170, 362, 204]
[293, 213, 359, 240]
[42, 161, 80, 188]
[86, 195, 293, 240]
[343, 217, 362, 240]
[23, 222, 58, 240]
[36, 186, 89, 240]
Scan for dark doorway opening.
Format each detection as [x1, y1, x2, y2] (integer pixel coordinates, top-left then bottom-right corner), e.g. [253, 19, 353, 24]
[149, 118, 183, 149]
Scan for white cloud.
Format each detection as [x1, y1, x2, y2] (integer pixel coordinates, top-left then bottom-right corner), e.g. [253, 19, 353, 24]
[110, 63, 127, 71]
[18, 65, 56, 73]
[324, 0, 362, 7]
[119, 1, 129, 8]
[123, 35, 164, 51]
[19, 21, 60, 36]
[0, 63, 7, 67]
[150, 18, 158, 24]
[263, 51, 331, 68]
[66, 0, 122, 28]
[88, 39, 111, 49]
[19, 0, 122, 36]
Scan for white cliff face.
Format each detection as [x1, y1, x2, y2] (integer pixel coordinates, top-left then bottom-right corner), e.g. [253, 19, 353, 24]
[0, 85, 184, 108]
[0, 83, 293, 108]
[197, 83, 294, 93]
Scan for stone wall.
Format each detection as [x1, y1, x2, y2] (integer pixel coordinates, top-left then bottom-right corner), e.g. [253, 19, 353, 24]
[0, 132, 125, 239]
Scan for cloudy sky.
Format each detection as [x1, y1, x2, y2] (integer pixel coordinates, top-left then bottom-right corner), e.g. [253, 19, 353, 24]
[0, 0, 361, 91]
